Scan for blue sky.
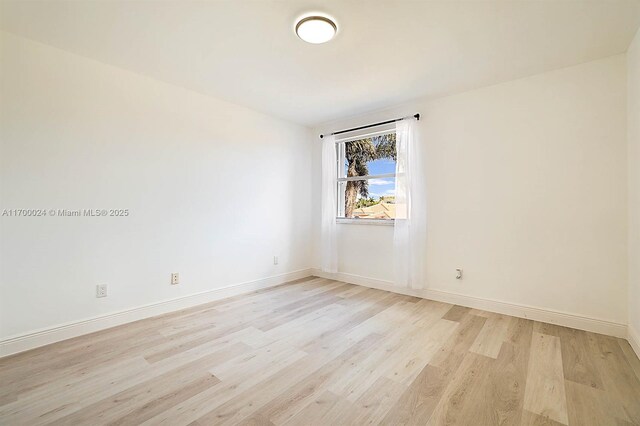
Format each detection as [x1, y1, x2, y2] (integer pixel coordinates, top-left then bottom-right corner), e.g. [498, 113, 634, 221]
[350, 158, 396, 199]
[368, 158, 395, 175]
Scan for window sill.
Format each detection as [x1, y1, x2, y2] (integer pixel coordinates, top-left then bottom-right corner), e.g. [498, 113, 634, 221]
[336, 218, 394, 226]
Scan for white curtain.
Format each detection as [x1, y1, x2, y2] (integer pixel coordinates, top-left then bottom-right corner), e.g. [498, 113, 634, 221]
[321, 135, 338, 273]
[393, 119, 427, 288]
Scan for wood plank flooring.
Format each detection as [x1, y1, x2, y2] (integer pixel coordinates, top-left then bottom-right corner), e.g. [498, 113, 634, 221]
[1, 277, 639, 425]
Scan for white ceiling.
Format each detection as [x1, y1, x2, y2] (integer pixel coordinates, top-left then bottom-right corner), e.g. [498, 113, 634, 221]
[2, 1, 640, 126]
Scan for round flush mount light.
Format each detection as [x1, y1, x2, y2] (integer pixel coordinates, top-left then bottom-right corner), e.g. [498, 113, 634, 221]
[295, 16, 337, 44]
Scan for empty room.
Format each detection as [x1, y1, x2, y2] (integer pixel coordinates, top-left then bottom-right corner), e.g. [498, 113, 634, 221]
[1, 0, 640, 424]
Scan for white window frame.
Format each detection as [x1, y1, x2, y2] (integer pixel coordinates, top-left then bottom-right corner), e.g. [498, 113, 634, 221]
[335, 128, 396, 225]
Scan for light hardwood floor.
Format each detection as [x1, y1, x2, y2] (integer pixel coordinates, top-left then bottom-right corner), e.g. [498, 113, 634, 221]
[1, 277, 639, 425]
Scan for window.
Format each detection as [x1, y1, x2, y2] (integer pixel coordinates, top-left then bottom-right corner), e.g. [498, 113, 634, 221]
[336, 129, 397, 222]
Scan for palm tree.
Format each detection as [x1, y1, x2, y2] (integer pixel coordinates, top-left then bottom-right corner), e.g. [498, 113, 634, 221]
[355, 197, 378, 209]
[344, 133, 396, 217]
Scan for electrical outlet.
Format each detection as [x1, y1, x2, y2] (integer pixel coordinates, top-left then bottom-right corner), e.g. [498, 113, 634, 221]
[273, 256, 278, 265]
[171, 273, 179, 285]
[96, 284, 108, 298]
[455, 268, 463, 280]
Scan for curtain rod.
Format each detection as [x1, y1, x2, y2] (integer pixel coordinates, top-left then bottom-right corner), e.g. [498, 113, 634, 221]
[319, 113, 420, 139]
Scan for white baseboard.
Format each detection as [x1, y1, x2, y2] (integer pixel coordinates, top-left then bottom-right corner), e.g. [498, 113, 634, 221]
[0, 268, 313, 358]
[312, 269, 628, 338]
[3, 268, 630, 358]
[629, 325, 640, 360]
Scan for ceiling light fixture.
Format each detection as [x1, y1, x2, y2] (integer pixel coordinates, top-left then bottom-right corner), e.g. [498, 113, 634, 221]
[295, 16, 337, 44]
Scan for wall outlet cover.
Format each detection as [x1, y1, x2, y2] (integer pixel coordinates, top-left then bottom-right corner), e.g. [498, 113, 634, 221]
[96, 284, 108, 298]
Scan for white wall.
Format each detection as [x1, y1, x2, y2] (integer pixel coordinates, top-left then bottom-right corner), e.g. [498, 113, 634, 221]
[0, 29, 632, 344]
[313, 55, 628, 325]
[0, 32, 313, 339]
[629, 28, 640, 343]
